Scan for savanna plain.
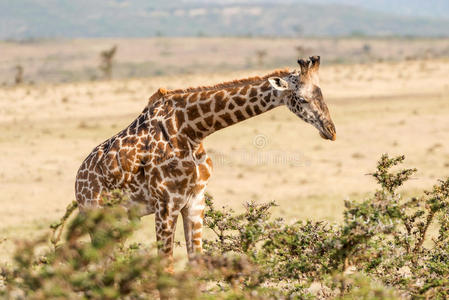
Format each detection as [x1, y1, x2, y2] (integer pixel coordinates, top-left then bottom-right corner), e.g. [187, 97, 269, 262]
[0, 37, 449, 264]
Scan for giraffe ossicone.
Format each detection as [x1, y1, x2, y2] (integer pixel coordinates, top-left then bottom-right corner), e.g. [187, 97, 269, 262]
[75, 56, 336, 267]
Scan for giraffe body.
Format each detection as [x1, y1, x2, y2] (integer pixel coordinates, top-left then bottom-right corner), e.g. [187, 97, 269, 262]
[75, 57, 336, 266]
[76, 89, 212, 260]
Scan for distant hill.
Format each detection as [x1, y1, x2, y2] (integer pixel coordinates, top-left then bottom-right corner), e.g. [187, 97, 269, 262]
[1, 0, 449, 39]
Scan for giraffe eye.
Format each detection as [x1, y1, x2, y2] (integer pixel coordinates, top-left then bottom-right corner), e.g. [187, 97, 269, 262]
[297, 97, 309, 104]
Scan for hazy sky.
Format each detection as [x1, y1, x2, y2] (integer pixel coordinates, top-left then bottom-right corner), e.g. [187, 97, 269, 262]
[182, 0, 449, 18]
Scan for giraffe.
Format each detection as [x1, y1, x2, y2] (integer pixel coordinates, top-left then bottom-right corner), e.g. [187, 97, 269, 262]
[75, 56, 336, 271]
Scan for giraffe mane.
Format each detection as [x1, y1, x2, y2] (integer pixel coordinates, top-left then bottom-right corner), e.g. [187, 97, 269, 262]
[148, 68, 291, 103]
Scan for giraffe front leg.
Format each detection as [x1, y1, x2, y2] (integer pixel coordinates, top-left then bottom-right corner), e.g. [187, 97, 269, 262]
[181, 194, 205, 261]
[155, 202, 179, 274]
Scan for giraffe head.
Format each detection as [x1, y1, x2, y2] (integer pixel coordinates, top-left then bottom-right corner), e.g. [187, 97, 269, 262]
[268, 56, 336, 141]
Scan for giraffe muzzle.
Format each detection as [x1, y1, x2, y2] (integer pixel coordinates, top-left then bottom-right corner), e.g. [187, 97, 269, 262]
[319, 124, 336, 141]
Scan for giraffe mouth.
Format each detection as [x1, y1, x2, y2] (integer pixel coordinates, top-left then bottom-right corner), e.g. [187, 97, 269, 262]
[319, 130, 336, 141]
[318, 122, 336, 141]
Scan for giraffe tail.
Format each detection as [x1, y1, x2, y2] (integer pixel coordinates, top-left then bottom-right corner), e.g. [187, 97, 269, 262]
[50, 200, 79, 247]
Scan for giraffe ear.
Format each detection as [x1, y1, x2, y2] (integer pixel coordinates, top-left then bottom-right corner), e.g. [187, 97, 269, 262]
[268, 77, 289, 91]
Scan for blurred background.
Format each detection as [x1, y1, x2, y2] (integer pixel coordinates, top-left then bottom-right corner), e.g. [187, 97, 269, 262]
[1, 0, 449, 83]
[0, 0, 448, 261]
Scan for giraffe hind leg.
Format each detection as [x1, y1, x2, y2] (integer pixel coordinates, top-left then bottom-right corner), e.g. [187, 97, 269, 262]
[181, 206, 194, 259]
[181, 193, 205, 261]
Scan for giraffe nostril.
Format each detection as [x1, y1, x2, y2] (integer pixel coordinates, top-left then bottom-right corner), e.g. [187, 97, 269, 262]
[324, 122, 335, 133]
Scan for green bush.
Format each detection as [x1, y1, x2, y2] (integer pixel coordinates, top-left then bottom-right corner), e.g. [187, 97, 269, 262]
[1, 154, 449, 299]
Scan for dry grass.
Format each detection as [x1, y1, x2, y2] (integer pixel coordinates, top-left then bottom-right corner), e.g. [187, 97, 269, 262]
[1, 37, 448, 83]
[0, 55, 449, 263]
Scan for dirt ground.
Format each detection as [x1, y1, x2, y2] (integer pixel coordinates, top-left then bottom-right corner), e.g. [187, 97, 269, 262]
[0, 56, 448, 263]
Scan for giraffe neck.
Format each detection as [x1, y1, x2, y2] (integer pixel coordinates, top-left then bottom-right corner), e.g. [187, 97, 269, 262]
[168, 79, 286, 146]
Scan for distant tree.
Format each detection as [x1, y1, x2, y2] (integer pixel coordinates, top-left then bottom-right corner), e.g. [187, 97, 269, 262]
[196, 30, 206, 37]
[362, 43, 372, 54]
[99, 45, 117, 80]
[350, 30, 366, 37]
[295, 46, 305, 58]
[255, 49, 267, 66]
[14, 65, 23, 85]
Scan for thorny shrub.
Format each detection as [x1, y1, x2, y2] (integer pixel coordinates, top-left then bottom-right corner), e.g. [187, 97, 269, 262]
[1, 154, 449, 299]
